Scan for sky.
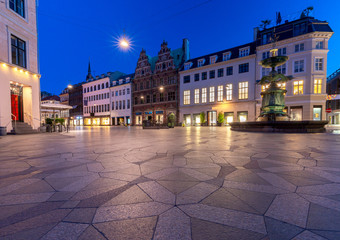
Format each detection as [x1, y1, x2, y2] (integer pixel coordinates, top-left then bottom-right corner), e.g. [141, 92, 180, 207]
[38, 0, 340, 94]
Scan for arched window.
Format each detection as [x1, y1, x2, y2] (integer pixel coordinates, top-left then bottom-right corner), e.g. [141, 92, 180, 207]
[84, 88, 86, 93]
[90, 86, 93, 91]
[106, 82, 109, 88]
[102, 83, 104, 89]
[94, 85, 96, 91]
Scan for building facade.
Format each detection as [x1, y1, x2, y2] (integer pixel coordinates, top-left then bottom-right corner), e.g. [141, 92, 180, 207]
[255, 17, 333, 121]
[0, 0, 41, 132]
[326, 68, 340, 124]
[132, 39, 189, 126]
[110, 74, 133, 125]
[83, 71, 125, 126]
[59, 88, 69, 105]
[68, 82, 84, 126]
[179, 16, 333, 125]
[179, 43, 257, 125]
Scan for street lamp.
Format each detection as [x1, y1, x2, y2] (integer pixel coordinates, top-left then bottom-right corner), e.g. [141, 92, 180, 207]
[67, 84, 73, 89]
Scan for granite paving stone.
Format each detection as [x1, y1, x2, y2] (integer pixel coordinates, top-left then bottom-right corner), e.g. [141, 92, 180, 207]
[0, 127, 339, 239]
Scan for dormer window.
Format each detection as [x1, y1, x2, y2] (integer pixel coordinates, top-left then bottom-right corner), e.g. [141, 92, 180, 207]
[210, 55, 217, 64]
[184, 62, 192, 70]
[223, 52, 231, 61]
[197, 59, 205, 67]
[239, 47, 250, 57]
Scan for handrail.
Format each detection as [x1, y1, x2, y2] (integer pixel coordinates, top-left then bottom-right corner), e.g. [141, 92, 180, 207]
[24, 112, 40, 129]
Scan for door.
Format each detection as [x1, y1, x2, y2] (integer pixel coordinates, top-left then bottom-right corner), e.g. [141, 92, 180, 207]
[10, 85, 23, 122]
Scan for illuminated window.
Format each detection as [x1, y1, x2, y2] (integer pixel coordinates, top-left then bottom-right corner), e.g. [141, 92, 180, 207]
[217, 85, 223, 102]
[184, 90, 190, 105]
[278, 83, 286, 90]
[209, 87, 215, 102]
[315, 58, 323, 71]
[314, 79, 322, 94]
[226, 84, 232, 100]
[202, 88, 207, 103]
[238, 82, 248, 99]
[194, 89, 199, 104]
[293, 80, 304, 95]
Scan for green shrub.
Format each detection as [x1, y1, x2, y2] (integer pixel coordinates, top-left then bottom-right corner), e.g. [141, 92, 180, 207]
[200, 112, 206, 124]
[218, 112, 225, 124]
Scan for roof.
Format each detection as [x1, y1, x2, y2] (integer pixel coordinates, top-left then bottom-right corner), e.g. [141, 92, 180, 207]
[257, 17, 333, 46]
[41, 103, 73, 110]
[111, 73, 135, 86]
[42, 95, 60, 101]
[327, 68, 340, 82]
[170, 47, 185, 68]
[147, 55, 158, 72]
[181, 41, 256, 71]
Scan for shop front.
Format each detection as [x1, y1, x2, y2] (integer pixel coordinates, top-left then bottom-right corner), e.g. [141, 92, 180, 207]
[155, 111, 164, 124]
[84, 116, 110, 126]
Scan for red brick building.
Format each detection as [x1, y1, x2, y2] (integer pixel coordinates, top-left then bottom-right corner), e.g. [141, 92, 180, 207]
[132, 39, 189, 125]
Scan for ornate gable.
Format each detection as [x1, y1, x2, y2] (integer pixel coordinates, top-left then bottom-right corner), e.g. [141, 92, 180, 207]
[135, 49, 152, 78]
[155, 40, 175, 73]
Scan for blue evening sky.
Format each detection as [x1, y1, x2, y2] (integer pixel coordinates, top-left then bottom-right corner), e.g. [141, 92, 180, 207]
[38, 0, 340, 94]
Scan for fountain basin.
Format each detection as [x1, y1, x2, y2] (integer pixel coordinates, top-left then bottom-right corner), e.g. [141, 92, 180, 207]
[230, 121, 328, 133]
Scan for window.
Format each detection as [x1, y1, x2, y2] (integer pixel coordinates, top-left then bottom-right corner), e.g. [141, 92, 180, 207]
[11, 35, 26, 68]
[9, 0, 25, 18]
[277, 63, 286, 74]
[218, 68, 224, 77]
[194, 89, 199, 104]
[278, 47, 287, 56]
[315, 58, 323, 71]
[239, 82, 248, 99]
[239, 63, 249, 73]
[262, 32, 272, 45]
[262, 67, 271, 77]
[223, 52, 231, 61]
[160, 93, 164, 102]
[226, 84, 232, 100]
[123, 101, 125, 109]
[202, 88, 207, 103]
[153, 94, 156, 103]
[202, 72, 207, 80]
[127, 99, 130, 109]
[316, 41, 324, 49]
[168, 92, 176, 101]
[294, 60, 304, 73]
[127, 88, 130, 94]
[314, 79, 322, 94]
[116, 101, 119, 109]
[94, 85, 96, 91]
[119, 90, 122, 96]
[107, 93, 109, 98]
[119, 101, 122, 110]
[112, 102, 114, 110]
[146, 95, 150, 103]
[226, 66, 233, 76]
[194, 73, 199, 81]
[184, 62, 191, 70]
[209, 87, 215, 102]
[96, 95, 98, 100]
[239, 47, 250, 57]
[295, 43, 304, 52]
[294, 22, 307, 36]
[134, 97, 138, 105]
[184, 90, 190, 105]
[84, 88, 86, 93]
[217, 85, 223, 102]
[262, 51, 270, 60]
[168, 76, 176, 85]
[210, 56, 217, 64]
[197, 59, 204, 67]
[313, 106, 322, 121]
[183, 75, 190, 83]
[293, 80, 304, 95]
[209, 70, 215, 79]
[140, 82, 144, 90]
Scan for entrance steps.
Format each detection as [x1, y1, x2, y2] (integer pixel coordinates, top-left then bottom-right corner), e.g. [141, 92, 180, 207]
[9, 121, 39, 135]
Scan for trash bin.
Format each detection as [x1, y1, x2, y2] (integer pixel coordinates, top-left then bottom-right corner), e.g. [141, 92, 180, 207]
[0, 126, 7, 136]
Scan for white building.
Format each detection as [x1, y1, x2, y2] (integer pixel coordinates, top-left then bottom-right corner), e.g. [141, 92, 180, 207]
[0, 0, 41, 133]
[41, 97, 72, 124]
[180, 43, 257, 126]
[83, 71, 125, 126]
[256, 17, 333, 121]
[179, 16, 333, 125]
[110, 74, 133, 125]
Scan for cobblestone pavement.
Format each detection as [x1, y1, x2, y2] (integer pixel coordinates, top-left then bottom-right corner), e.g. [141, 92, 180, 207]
[0, 127, 339, 240]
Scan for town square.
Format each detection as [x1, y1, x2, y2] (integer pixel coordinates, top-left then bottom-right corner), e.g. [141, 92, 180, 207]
[1, 0, 340, 239]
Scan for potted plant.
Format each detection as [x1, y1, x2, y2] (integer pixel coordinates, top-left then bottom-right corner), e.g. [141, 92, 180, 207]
[200, 112, 207, 126]
[217, 112, 225, 126]
[167, 113, 175, 128]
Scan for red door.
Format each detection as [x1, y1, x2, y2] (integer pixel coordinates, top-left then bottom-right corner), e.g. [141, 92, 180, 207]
[11, 94, 19, 121]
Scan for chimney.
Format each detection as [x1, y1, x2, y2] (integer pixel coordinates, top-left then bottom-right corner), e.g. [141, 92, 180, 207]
[253, 27, 259, 41]
[182, 38, 190, 62]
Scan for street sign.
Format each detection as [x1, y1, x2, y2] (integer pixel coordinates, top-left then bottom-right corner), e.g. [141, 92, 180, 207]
[326, 108, 332, 113]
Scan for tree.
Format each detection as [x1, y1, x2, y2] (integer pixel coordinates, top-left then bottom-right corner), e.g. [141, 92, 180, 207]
[200, 112, 206, 125]
[218, 112, 225, 125]
[260, 20, 271, 29]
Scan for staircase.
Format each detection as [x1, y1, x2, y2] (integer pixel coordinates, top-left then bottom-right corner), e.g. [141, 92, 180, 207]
[10, 121, 39, 135]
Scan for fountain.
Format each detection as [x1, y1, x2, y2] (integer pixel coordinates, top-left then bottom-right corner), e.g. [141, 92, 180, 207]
[230, 45, 328, 133]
